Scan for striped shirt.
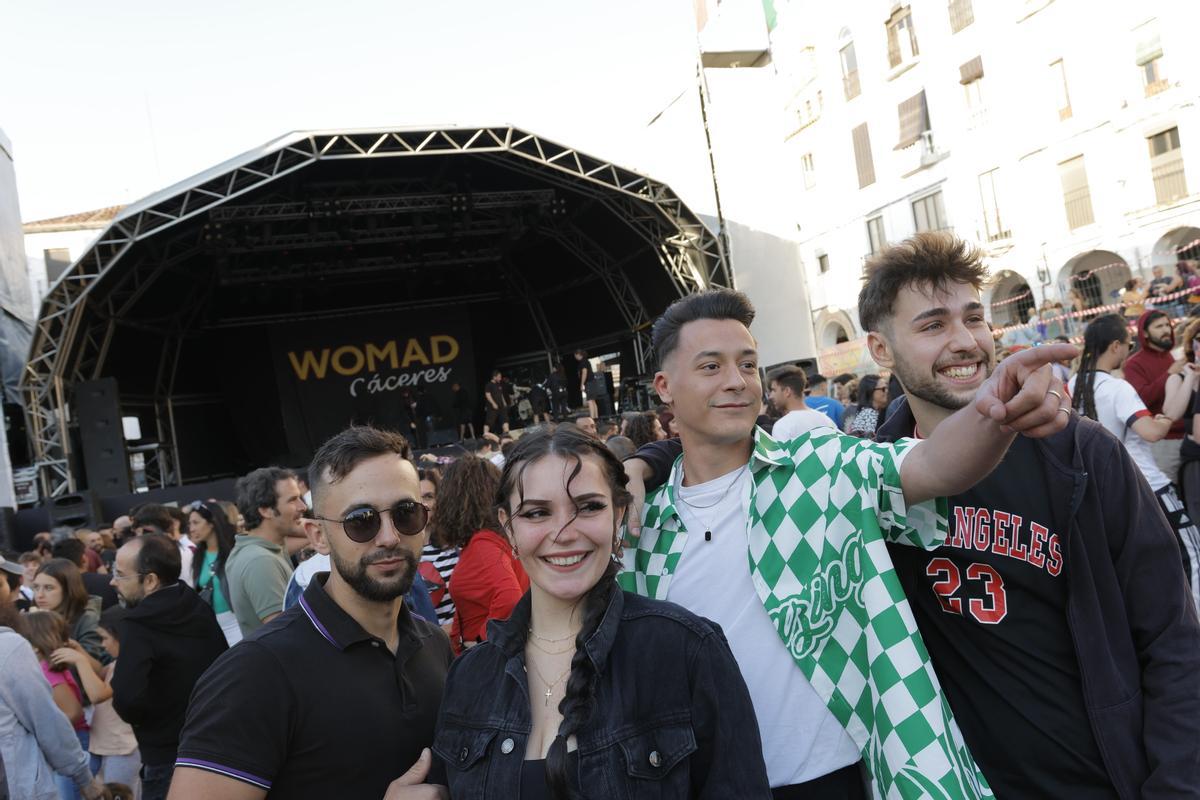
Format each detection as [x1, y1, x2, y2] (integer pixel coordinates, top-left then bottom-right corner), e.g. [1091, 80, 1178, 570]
[419, 545, 459, 626]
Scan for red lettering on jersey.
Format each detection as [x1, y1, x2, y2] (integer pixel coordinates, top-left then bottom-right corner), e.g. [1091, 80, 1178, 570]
[926, 558, 964, 615]
[973, 509, 991, 552]
[1028, 523, 1048, 569]
[951, 506, 975, 549]
[1047, 533, 1063, 576]
[965, 563, 1008, 623]
[1008, 517, 1029, 562]
[991, 511, 1012, 557]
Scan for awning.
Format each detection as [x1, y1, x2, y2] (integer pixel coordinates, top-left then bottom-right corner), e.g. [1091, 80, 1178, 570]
[1135, 30, 1162, 66]
[959, 56, 983, 84]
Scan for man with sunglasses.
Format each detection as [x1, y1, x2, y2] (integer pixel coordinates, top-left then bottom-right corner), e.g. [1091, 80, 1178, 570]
[109, 534, 227, 800]
[170, 426, 453, 800]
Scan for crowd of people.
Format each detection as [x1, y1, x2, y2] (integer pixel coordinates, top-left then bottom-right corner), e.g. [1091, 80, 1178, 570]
[1, 231, 1198, 800]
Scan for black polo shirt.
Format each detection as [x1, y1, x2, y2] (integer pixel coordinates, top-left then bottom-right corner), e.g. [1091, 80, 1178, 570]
[175, 573, 452, 798]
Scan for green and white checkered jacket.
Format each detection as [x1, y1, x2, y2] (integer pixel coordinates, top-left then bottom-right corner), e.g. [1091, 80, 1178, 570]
[618, 428, 993, 800]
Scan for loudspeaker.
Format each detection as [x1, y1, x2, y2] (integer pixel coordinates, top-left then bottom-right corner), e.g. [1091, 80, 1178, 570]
[48, 492, 100, 529]
[75, 378, 131, 495]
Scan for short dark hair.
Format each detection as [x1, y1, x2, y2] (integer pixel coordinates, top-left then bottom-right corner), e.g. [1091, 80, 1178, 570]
[131, 504, 174, 535]
[858, 232, 988, 333]
[650, 289, 756, 368]
[235, 467, 298, 530]
[768, 366, 808, 395]
[133, 533, 181, 585]
[51, 537, 86, 567]
[807, 373, 828, 387]
[307, 426, 413, 515]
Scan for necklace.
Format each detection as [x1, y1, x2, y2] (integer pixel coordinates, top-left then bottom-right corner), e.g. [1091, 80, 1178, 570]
[528, 627, 576, 644]
[526, 657, 573, 706]
[676, 464, 748, 542]
[527, 636, 575, 656]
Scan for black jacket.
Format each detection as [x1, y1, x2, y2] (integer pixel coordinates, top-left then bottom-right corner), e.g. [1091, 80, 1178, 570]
[434, 588, 770, 799]
[875, 399, 1200, 798]
[111, 582, 228, 766]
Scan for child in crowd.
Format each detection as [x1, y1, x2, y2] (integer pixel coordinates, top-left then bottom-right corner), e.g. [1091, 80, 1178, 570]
[88, 607, 142, 796]
[20, 609, 112, 800]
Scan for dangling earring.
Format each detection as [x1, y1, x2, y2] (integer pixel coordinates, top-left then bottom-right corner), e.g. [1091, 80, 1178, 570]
[511, 543, 520, 557]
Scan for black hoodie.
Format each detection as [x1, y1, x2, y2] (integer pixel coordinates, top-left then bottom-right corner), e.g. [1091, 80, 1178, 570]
[111, 582, 228, 766]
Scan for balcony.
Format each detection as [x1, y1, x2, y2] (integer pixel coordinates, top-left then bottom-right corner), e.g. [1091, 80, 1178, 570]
[843, 70, 861, 101]
[897, 131, 948, 178]
[1145, 79, 1169, 97]
[1153, 159, 1188, 206]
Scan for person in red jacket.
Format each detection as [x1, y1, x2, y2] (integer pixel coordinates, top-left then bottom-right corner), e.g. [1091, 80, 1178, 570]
[1125, 309, 1187, 483]
[430, 455, 528, 653]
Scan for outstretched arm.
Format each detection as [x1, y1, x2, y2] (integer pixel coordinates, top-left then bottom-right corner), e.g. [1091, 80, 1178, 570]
[901, 343, 1077, 505]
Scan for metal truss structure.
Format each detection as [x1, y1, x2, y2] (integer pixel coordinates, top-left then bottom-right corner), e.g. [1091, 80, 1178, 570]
[22, 126, 729, 498]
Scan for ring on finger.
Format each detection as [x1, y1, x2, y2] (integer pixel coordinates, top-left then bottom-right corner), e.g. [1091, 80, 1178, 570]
[1056, 407, 1071, 417]
[1047, 389, 1063, 402]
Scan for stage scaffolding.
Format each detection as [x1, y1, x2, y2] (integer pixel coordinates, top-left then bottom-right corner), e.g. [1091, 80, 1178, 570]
[22, 126, 730, 498]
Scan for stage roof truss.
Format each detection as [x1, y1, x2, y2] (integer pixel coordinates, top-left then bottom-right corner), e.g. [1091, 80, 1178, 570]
[24, 126, 728, 498]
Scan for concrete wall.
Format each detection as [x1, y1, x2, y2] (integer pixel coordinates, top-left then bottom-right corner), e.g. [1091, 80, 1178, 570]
[0, 130, 32, 322]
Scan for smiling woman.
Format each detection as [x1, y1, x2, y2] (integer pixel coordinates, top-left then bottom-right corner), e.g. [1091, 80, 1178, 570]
[434, 425, 771, 799]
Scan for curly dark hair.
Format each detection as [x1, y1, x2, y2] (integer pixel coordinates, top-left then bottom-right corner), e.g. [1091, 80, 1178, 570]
[235, 467, 298, 530]
[858, 232, 988, 333]
[623, 413, 659, 449]
[494, 424, 631, 800]
[427, 457, 501, 549]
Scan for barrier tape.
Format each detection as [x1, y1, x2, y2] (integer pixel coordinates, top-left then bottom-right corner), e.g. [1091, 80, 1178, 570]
[993, 284, 1200, 336]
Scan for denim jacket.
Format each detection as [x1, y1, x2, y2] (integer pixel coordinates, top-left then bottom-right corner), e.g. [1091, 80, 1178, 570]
[434, 587, 771, 799]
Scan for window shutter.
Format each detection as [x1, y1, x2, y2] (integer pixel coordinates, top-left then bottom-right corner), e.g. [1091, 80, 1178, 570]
[895, 90, 930, 149]
[852, 124, 875, 188]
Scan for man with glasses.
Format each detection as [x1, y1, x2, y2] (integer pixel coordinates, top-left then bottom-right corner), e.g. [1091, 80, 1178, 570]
[170, 425, 452, 800]
[226, 467, 307, 637]
[109, 534, 226, 800]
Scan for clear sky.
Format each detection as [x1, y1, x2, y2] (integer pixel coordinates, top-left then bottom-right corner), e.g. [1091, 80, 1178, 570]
[1, 0, 701, 222]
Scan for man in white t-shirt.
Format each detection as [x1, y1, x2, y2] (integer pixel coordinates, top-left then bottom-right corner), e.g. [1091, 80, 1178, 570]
[1068, 315, 1200, 610]
[766, 365, 837, 441]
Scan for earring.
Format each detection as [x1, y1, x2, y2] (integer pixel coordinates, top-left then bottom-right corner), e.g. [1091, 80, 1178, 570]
[511, 543, 520, 557]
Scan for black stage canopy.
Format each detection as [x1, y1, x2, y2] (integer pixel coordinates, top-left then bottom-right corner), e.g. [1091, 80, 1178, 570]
[23, 126, 729, 498]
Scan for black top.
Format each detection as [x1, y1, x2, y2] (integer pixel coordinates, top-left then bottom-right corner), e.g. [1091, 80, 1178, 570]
[485, 380, 508, 410]
[887, 436, 1115, 798]
[175, 573, 453, 798]
[110, 583, 227, 766]
[519, 753, 578, 800]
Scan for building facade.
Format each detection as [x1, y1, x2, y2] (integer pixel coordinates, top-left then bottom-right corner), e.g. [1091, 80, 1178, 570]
[765, 0, 1200, 372]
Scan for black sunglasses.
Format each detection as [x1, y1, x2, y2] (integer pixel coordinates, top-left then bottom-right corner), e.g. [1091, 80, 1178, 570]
[311, 501, 429, 543]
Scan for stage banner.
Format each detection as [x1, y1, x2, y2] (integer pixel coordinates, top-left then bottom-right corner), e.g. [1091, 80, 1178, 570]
[269, 309, 474, 457]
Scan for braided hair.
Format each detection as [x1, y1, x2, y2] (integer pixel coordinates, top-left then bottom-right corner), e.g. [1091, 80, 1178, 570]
[1072, 313, 1129, 421]
[496, 425, 631, 800]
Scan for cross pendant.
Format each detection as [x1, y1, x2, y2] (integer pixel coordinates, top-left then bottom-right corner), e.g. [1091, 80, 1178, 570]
[544, 687, 554, 705]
